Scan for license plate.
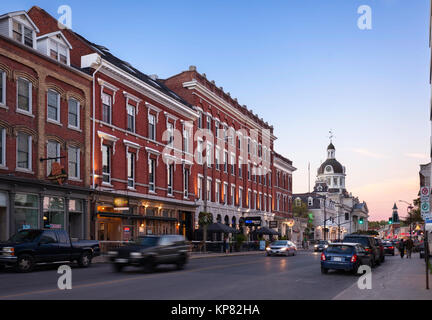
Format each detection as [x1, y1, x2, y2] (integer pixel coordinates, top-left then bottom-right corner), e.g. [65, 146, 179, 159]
[333, 257, 343, 262]
[115, 258, 128, 263]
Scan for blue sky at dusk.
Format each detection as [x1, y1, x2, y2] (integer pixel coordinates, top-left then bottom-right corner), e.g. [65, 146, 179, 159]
[2, 0, 430, 220]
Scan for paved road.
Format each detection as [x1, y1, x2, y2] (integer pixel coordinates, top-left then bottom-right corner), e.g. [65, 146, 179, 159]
[0, 251, 391, 300]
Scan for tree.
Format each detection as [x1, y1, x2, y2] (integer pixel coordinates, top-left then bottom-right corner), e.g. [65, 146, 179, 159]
[368, 220, 387, 230]
[198, 211, 212, 253]
[293, 200, 309, 219]
[401, 198, 423, 227]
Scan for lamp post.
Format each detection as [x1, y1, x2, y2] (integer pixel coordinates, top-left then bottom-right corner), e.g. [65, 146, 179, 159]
[399, 200, 414, 240]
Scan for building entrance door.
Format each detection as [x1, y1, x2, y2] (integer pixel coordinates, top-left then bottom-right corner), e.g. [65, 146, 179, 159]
[0, 207, 7, 241]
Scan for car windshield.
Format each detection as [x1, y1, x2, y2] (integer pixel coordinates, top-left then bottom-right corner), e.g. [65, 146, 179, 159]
[326, 245, 354, 254]
[319, 241, 328, 245]
[7, 230, 42, 243]
[344, 237, 369, 247]
[135, 236, 159, 247]
[271, 241, 288, 246]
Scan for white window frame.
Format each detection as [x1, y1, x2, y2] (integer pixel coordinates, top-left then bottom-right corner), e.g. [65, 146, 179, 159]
[206, 178, 212, 202]
[148, 113, 156, 141]
[101, 93, 112, 125]
[127, 104, 136, 133]
[183, 167, 189, 198]
[16, 77, 32, 115]
[127, 151, 135, 189]
[148, 158, 156, 192]
[0, 70, 6, 106]
[101, 144, 112, 185]
[0, 127, 6, 167]
[223, 183, 228, 205]
[46, 140, 60, 175]
[47, 89, 61, 123]
[16, 132, 31, 171]
[167, 163, 174, 195]
[215, 181, 221, 203]
[49, 38, 68, 64]
[68, 98, 80, 130]
[12, 20, 34, 48]
[68, 146, 80, 180]
[238, 187, 243, 208]
[231, 184, 235, 206]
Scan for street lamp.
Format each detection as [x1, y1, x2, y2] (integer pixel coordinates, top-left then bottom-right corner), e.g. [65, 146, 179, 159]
[399, 200, 414, 240]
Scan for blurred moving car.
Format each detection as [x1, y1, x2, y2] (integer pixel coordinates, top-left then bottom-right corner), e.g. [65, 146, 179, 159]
[374, 238, 385, 263]
[342, 234, 380, 267]
[109, 235, 189, 272]
[321, 243, 372, 275]
[266, 240, 297, 256]
[314, 240, 329, 252]
[382, 241, 395, 256]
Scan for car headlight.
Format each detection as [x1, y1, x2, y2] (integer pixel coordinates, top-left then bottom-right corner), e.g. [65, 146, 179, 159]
[314, 245, 318, 248]
[324, 245, 328, 248]
[266, 247, 271, 251]
[130, 252, 142, 258]
[107, 251, 118, 257]
[280, 247, 287, 251]
[2, 247, 14, 256]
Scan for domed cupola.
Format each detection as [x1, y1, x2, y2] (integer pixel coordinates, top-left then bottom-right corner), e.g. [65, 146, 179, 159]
[316, 141, 346, 193]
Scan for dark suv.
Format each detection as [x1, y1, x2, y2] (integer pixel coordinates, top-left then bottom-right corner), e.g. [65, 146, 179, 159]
[109, 235, 189, 272]
[374, 238, 385, 263]
[342, 234, 380, 267]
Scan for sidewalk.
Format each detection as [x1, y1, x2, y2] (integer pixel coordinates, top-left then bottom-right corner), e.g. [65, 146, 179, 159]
[333, 255, 432, 300]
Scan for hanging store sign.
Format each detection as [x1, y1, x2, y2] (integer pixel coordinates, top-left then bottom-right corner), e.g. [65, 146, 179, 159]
[47, 162, 68, 185]
[269, 221, 278, 228]
[114, 197, 129, 211]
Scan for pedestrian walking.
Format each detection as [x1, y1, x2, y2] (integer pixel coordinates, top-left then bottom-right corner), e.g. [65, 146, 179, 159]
[224, 236, 229, 254]
[406, 238, 413, 259]
[398, 239, 405, 259]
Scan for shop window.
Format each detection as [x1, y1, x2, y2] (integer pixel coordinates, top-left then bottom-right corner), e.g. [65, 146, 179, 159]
[43, 196, 65, 229]
[14, 193, 38, 232]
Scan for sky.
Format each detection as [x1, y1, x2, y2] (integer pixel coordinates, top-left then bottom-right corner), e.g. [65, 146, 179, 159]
[3, 0, 430, 221]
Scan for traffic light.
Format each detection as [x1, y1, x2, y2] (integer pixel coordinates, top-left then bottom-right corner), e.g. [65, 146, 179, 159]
[359, 218, 364, 224]
[388, 218, 393, 225]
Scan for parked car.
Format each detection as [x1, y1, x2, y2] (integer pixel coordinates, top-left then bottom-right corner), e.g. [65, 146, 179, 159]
[314, 240, 329, 252]
[321, 243, 372, 275]
[374, 238, 385, 263]
[266, 240, 297, 256]
[382, 241, 395, 256]
[0, 229, 100, 272]
[109, 235, 189, 272]
[342, 234, 380, 267]
[418, 242, 432, 259]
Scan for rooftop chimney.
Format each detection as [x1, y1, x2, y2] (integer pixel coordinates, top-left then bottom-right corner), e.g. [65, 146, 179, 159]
[189, 65, 197, 71]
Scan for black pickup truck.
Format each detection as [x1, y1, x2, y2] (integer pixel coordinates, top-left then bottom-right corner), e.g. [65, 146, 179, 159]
[0, 229, 100, 272]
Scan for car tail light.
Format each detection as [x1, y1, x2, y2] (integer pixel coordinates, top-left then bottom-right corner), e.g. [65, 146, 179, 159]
[321, 253, 326, 261]
[389, 246, 394, 249]
[351, 254, 358, 263]
[365, 247, 371, 252]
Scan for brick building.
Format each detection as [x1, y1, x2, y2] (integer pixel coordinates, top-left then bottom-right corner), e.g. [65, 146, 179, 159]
[0, 10, 92, 240]
[164, 68, 296, 238]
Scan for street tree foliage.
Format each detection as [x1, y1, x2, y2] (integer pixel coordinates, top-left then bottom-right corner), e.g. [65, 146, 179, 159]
[401, 198, 423, 227]
[293, 200, 309, 219]
[368, 220, 388, 229]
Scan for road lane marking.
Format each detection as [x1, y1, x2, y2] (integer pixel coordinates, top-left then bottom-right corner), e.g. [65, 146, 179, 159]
[0, 260, 261, 299]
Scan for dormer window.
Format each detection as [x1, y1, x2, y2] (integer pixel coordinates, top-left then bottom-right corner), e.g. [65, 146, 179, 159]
[13, 20, 33, 47]
[49, 39, 68, 64]
[36, 31, 72, 66]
